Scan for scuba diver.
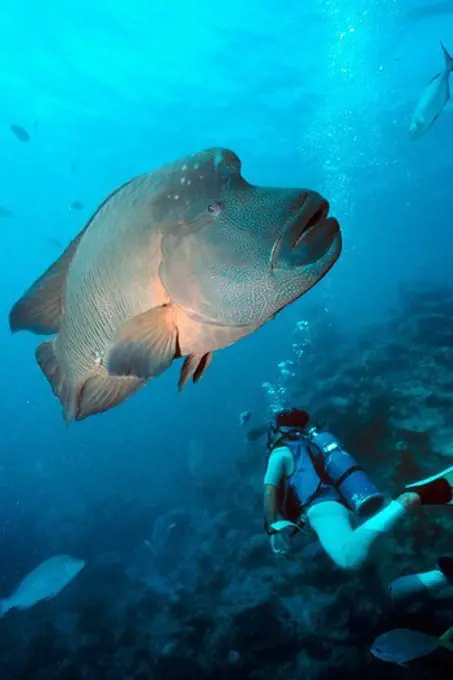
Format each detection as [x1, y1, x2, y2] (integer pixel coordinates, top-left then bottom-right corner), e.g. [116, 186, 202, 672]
[263, 408, 453, 569]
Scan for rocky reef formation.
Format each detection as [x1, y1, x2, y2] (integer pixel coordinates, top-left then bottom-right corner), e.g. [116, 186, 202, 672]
[1, 283, 453, 679]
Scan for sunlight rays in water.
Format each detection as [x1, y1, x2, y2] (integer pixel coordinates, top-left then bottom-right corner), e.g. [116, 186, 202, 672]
[262, 1, 399, 417]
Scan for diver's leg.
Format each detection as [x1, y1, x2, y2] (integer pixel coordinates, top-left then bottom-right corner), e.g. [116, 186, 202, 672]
[389, 556, 453, 600]
[306, 501, 369, 570]
[307, 498, 413, 571]
[347, 466, 453, 570]
[307, 466, 453, 571]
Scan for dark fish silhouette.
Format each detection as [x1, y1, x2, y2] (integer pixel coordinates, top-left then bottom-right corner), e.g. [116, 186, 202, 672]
[246, 424, 269, 442]
[70, 200, 84, 211]
[9, 147, 341, 423]
[0, 205, 13, 218]
[371, 626, 453, 666]
[10, 124, 30, 142]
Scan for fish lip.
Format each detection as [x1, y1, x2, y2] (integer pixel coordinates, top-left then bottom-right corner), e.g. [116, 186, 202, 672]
[291, 200, 330, 250]
[270, 196, 339, 269]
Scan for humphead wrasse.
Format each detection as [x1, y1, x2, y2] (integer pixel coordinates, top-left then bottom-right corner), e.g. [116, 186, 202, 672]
[10, 148, 341, 422]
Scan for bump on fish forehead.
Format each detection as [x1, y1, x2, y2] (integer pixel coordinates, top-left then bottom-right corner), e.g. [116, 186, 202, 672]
[163, 148, 242, 205]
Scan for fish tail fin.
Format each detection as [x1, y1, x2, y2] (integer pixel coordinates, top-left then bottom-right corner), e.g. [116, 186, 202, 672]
[439, 625, 453, 652]
[35, 339, 76, 424]
[0, 599, 11, 618]
[441, 41, 453, 72]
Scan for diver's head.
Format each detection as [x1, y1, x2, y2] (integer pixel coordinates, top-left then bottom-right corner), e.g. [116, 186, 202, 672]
[268, 408, 310, 449]
[275, 408, 310, 430]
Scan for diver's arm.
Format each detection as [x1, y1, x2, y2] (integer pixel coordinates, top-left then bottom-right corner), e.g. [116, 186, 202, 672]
[264, 484, 280, 533]
[263, 449, 286, 533]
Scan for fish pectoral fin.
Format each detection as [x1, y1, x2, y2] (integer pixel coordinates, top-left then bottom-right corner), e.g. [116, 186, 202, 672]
[9, 226, 87, 335]
[76, 372, 145, 421]
[107, 305, 178, 379]
[178, 352, 213, 391]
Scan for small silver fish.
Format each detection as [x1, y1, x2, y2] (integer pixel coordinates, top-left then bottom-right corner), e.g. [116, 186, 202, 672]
[371, 628, 440, 666]
[0, 555, 85, 617]
[410, 41, 453, 139]
[239, 410, 251, 426]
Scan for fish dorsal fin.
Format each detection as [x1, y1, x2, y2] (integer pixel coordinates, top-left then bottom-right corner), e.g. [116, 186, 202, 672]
[9, 227, 87, 335]
[9, 175, 136, 337]
[441, 41, 453, 73]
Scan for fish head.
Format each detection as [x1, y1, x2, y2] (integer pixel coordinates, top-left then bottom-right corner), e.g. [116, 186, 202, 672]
[371, 639, 399, 664]
[409, 118, 424, 140]
[157, 148, 341, 326]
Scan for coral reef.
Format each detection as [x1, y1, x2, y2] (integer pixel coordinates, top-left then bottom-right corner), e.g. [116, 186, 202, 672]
[1, 283, 453, 679]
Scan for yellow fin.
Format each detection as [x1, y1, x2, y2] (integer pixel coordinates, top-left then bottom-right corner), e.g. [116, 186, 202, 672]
[439, 625, 453, 652]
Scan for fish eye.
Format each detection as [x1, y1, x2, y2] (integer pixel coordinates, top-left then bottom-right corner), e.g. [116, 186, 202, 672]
[207, 202, 222, 215]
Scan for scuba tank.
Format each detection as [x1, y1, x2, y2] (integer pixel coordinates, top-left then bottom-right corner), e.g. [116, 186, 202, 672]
[306, 426, 387, 518]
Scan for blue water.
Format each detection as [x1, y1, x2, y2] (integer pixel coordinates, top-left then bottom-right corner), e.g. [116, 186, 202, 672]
[1, 2, 453, 678]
